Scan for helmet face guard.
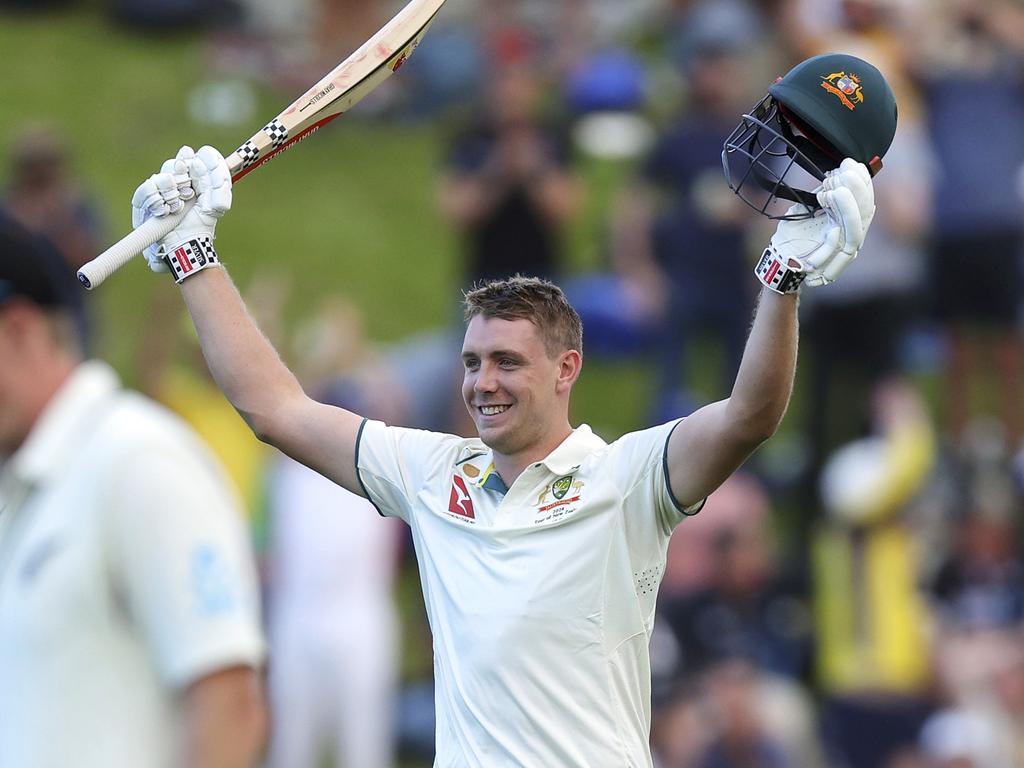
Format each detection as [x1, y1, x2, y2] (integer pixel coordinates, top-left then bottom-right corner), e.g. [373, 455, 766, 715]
[722, 93, 838, 220]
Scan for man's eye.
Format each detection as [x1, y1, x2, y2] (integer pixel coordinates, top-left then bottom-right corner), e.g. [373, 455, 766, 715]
[464, 359, 479, 370]
[499, 358, 516, 368]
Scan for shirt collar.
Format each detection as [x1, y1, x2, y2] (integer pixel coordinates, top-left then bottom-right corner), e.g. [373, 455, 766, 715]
[457, 424, 607, 495]
[538, 424, 606, 476]
[4, 360, 121, 488]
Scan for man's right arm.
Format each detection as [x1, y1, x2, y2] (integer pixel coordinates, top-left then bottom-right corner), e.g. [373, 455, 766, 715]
[180, 266, 364, 495]
[133, 145, 364, 495]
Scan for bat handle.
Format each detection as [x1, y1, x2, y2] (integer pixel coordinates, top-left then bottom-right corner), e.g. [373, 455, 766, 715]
[77, 202, 192, 290]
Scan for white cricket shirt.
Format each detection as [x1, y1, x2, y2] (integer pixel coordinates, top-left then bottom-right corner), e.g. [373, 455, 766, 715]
[0, 362, 265, 768]
[357, 418, 701, 767]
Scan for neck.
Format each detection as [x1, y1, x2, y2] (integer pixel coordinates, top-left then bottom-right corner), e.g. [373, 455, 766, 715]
[491, 422, 573, 485]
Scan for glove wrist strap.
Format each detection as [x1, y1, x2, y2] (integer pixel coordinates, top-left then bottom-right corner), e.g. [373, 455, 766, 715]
[161, 236, 221, 284]
[754, 245, 805, 295]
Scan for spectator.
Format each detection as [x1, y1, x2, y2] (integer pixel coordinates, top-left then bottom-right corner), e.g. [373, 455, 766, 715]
[927, 462, 1024, 735]
[658, 474, 824, 768]
[813, 381, 937, 767]
[697, 658, 794, 768]
[907, 0, 1024, 451]
[923, 634, 1024, 767]
[919, 707, 1002, 768]
[0, 213, 266, 767]
[264, 298, 405, 768]
[438, 61, 582, 286]
[2, 123, 103, 271]
[610, 13, 762, 417]
[651, 681, 713, 768]
[264, 449, 402, 768]
[930, 499, 1024, 636]
[792, 1, 935, 496]
[659, 475, 813, 682]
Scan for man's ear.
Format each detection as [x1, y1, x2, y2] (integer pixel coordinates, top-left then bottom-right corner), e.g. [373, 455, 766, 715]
[0, 299, 39, 347]
[556, 349, 582, 393]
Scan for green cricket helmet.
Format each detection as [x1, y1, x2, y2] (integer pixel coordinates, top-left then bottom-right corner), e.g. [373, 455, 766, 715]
[722, 52, 898, 219]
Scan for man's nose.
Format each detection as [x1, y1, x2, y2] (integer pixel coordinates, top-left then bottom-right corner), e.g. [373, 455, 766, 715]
[474, 362, 498, 393]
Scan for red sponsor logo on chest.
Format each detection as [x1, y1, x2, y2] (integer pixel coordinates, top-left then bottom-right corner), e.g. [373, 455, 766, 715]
[448, 475, 476, 519]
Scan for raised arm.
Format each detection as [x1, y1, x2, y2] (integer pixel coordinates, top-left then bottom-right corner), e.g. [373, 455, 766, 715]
[131, 146, 365, 494]
[667, 159, 876, 507]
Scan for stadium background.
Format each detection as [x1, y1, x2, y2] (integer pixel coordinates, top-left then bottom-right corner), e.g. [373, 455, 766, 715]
[3, 0, 1024, 766]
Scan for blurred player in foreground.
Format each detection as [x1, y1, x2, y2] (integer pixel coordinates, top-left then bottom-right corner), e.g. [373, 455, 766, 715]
[0, 214, 266, 767]
[128, 52, 889, 767]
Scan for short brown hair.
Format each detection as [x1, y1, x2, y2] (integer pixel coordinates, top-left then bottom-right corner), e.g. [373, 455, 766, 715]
[463, 275, 583, 358]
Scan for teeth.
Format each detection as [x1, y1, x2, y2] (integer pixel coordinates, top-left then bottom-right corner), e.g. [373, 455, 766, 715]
[480, 405, 509, 415]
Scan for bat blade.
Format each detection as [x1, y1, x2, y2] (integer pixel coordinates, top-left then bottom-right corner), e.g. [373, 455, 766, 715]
[77, 0, 447, 290]
[226, 0, 445, 181]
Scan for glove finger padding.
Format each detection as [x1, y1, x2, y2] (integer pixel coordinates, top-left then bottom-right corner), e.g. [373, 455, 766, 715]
[820, 186, 865, 256]
[131, 173, 183, 270]
[190, 145, 232, 218]
[821, 241, 858, 284]
[160, 145, 197, 204]
[822, 158, 874, 232]
[131, 177, 160, 230]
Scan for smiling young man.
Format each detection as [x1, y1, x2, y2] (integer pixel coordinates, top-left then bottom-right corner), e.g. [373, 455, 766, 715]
[127, 143, 875, 766]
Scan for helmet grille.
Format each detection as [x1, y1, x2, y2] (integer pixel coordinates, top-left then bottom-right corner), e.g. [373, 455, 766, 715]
[721, 94, 831, 220]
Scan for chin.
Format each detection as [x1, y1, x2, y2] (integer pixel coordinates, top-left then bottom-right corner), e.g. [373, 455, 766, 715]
[477, 423, 514, 452]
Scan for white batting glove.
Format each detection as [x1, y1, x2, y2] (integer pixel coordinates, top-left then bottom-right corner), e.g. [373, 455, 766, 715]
[131, 145, 232, 282]
[754, 158, 875, 294]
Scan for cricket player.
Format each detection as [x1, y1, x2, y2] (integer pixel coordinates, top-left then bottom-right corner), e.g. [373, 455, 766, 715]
[0, 214, 267, 768]
[128, 52, 889, 767]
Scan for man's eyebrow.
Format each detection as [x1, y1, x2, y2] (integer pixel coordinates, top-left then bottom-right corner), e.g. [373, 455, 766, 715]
[462, 349, 522, 360]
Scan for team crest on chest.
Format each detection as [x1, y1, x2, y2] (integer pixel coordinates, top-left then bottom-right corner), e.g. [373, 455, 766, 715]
[535, 476, 586, 524]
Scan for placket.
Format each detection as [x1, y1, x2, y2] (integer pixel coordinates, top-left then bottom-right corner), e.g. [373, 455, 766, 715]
[494, 462, 552, 524]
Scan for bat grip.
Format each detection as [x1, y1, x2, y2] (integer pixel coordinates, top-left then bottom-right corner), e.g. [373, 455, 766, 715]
[77, 202, 192, 290]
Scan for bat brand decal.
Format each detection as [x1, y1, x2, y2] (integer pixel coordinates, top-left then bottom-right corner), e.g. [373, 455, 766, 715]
[820, 71, 864, 110]
[448, 475, 476, 520]
[299, 82, 337, 113]
[391, 40, 420, 72]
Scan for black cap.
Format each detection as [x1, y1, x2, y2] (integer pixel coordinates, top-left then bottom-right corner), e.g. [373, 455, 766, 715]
[0, 210, 80, 311]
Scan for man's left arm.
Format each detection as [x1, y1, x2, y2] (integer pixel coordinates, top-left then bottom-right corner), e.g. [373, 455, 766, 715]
[183, 667, 267, 768]
[666, 159, 875, 507]
[105, 422, 267, 765]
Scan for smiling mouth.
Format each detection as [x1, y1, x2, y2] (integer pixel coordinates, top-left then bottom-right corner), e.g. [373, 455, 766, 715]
[478, 404, 511, 416]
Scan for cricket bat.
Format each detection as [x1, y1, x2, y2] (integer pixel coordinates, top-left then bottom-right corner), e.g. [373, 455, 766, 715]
[78, 0, 447, 289]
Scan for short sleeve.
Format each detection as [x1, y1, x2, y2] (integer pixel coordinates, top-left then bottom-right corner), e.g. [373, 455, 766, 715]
[356, 419, 462, 523]
[104, 422, 265, 689]
[607, 419, 705, 538]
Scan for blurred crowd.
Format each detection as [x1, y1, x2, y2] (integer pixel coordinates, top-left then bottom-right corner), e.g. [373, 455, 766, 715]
[4, 0, 1024, 766]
